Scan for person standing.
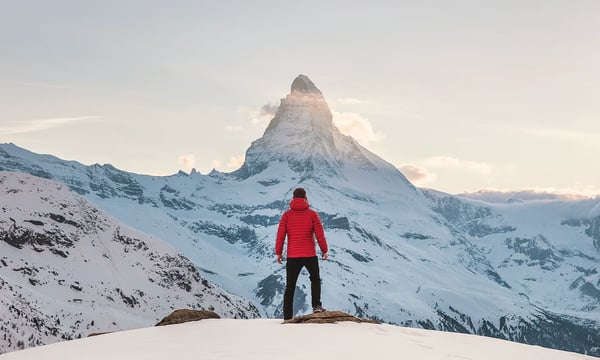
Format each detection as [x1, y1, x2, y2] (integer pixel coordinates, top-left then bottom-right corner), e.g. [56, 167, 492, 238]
[276, 187, 329, 320]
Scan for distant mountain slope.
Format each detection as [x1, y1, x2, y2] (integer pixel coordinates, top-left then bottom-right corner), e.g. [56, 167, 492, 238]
[456, 189, 590, 203]
[1, 75, 599, 356]
[0, 172, 259, 354]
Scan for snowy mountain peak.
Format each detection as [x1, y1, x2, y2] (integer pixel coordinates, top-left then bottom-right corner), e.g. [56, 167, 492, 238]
[238, 76, 414, 190]
[261, 74, 333, 141]
[290, 74, 322, 95]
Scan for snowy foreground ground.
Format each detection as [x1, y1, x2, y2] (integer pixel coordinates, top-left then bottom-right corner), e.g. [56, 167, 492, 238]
[0, 319, 596, 360]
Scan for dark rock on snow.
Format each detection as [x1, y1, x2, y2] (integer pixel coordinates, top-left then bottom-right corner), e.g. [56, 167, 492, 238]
[156, 309, 221, 326]
[283, 310, 379, 324]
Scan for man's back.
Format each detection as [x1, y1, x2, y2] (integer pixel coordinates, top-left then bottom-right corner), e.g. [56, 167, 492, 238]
[276, 197, 327, 258]
[275, 187, 329, 319]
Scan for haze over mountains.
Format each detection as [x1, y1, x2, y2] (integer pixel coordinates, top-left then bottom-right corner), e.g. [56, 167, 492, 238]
[1, 75, 599, 356]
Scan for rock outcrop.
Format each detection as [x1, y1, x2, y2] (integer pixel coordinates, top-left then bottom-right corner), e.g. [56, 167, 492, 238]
[156, 309, 221, 326]
[283, 310, 379, 324]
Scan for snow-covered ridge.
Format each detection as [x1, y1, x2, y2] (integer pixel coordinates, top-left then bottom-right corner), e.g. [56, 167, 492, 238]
[0, 319, 595, 360]
[0, 172, 259, 354]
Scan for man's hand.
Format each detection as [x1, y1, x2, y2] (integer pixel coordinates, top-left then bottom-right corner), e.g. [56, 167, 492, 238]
[322, 252, 329, 260]
[276, 254, 283, 264]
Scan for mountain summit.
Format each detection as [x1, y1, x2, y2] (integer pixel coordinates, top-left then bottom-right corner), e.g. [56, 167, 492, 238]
[239, 75, 412, 190]
[290, 74, 322, 94]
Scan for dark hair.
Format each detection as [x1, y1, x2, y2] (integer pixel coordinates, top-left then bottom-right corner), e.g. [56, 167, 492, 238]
[293, 187, 306, 199]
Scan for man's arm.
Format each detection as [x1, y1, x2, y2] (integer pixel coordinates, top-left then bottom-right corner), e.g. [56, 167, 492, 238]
[275, 212, 288, 264]
[312, 211, 328, 258]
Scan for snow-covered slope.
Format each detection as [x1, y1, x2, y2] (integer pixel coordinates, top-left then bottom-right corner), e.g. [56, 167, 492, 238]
[424, 190, 600, 317]
[0, 172, 259, 354]
[1, 75, 599, 356]
[0, 319, 595, 360]
[457, 190, 589, 203]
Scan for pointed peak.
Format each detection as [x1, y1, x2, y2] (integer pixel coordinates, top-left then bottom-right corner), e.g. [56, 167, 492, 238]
[291, 74, 322, 95]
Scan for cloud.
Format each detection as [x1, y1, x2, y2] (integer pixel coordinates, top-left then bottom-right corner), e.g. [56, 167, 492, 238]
[225, 125, 243, 131]
[207, 155, 244, 172]
[460, 186, 600, 202]
[251, 104, 279, 126]
[335, 98, 371, 105]
[0, 116, 102, 135]
[423, 156, 492, 175]
[248, 104, 385, 149]
[398, 156, 495, 189]
[331, 111, 385, 145]
[399, 165, 436, 185]
[513, 126, 600, 148]
[227, 155, 245, 170]
[177, 154, 196, 170]
[523, 127, 591, 141]
[525, 184, 600, 199]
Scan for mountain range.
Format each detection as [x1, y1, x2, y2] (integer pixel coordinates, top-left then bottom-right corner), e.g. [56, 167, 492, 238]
[1, 74, 599, 356]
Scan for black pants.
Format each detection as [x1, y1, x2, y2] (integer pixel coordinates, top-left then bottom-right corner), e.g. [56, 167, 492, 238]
[283, 256, 322, 320]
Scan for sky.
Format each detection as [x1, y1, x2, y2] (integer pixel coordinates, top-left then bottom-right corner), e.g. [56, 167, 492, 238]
[0, 318, 594, 360]
[1, 1, 599, 196]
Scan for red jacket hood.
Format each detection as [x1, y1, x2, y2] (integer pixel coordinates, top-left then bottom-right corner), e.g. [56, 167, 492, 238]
[289, 198, 309, 211]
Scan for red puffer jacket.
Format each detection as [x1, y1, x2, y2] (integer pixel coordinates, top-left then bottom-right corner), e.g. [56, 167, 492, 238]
[275, 198, 328, 258]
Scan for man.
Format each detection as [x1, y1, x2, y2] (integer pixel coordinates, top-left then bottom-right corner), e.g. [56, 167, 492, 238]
[276, 187, 329, 320]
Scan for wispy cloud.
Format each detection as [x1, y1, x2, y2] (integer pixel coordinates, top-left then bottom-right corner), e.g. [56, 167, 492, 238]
[423, 156, 493, 175]
[177, 154, 196, 171]
[227, 155, 245, 170]
[0, 116, 102, 135]
[398, 156, 497, 189]
[524, 127, 593, 140]
[335, 97, 372, 105]
[399, 164, 436, 185]
[207, 155, 245, 172]
[332, 110, 384, 145]
[210, 159, 222, 170]
[530, 185, 600, 199]
[251, 104, 279, 126]
[513, 126, 600, 147]
[247, 103, 385, 148]
[461, 186, 600, 201]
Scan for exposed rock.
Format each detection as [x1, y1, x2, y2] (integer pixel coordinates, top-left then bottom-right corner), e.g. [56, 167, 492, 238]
[290, 74, 322, 94]
[283, 310, 379, 324]
[155, 309, 220, 326]
[88, 332, 111, 337]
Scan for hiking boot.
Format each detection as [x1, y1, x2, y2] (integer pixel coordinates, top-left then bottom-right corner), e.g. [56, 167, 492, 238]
[312, 305, 326, 314]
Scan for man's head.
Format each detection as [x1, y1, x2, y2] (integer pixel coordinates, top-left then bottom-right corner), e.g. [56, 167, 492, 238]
[293, 187, 306, 199]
